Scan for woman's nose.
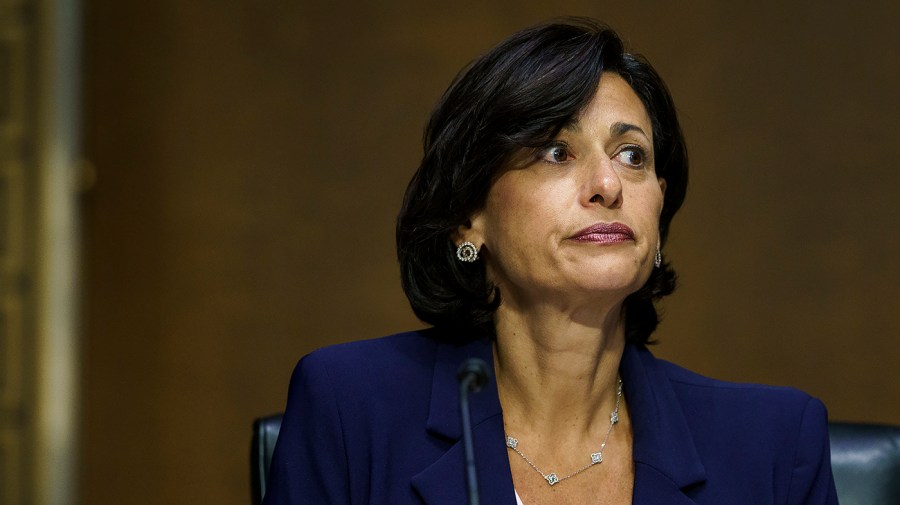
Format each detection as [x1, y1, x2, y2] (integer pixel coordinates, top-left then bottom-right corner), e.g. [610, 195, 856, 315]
[586, 156, 623, 208]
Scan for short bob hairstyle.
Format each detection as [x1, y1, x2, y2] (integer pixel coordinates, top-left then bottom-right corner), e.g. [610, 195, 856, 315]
[396, 18, 688, 345]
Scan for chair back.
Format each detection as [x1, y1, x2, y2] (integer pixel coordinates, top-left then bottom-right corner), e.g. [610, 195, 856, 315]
[828, 422, 900, 505]
[251, 414, 283, 505]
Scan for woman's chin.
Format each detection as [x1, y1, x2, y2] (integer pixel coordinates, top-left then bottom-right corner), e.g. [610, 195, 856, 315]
[571, 260, 650, 291]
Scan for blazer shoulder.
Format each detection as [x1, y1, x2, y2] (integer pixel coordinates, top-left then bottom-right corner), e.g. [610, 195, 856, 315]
[300, 329, 437, 369]
[651, 354, 831, 461]
[655, 355, 816, 408]
[287, 329, 439, 411]
[645, 353, 837, 503]
[267, 330, 440, 504]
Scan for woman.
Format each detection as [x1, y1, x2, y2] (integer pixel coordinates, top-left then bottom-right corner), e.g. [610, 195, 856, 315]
[264, 18, 838, 505]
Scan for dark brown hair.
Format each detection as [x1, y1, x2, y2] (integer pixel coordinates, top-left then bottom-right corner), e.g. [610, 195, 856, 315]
[396, 18, 688, 344]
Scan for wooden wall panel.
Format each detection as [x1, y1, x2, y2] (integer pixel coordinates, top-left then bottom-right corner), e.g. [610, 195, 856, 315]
[82, 1, 900, 503]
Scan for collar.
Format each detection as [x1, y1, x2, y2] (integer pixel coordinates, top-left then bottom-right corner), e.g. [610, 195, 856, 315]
[620, 344, 707, 503]
[411, 335, 707, 505]
[411, 333, 515, 505]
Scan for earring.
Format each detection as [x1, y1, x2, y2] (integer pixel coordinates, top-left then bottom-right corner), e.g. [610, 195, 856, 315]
[654, 243, 662, 268]
[456, 241, 479, 263]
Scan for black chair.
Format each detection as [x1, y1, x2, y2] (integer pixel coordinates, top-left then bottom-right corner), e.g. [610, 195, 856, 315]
[251, 416, 900, 505]
[828, 422, 900, 505]
[252, 414, 283, 505]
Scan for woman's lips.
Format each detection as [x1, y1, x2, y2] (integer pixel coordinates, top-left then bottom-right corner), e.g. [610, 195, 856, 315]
[570, 222, 635, 243]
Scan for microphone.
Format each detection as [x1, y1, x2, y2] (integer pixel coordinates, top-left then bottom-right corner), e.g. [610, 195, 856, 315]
[458, 358, 490, 505]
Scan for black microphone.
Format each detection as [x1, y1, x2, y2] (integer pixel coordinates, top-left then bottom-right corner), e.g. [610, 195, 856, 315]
[458, 358, 490, 505]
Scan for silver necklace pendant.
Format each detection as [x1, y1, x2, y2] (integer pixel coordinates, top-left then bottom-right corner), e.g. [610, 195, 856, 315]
[505, 378, 623, 487]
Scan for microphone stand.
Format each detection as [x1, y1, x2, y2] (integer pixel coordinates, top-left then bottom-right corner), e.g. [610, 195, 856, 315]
[458, 358, 489, 505]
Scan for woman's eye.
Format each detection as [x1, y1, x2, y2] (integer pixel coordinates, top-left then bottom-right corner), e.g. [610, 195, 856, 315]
[541, 145, 572, 164]
[615, 147, 646, 167]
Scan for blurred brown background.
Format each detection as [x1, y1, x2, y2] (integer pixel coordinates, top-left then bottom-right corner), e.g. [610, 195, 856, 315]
[81, 1, 899, 504]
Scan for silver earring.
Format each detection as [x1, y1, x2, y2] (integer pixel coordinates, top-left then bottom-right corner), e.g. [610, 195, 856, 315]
[654, 243, 662, 268]
[456, 241, 479, 263]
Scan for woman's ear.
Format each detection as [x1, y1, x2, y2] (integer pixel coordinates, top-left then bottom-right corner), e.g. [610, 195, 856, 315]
[454, 210, 486, 247]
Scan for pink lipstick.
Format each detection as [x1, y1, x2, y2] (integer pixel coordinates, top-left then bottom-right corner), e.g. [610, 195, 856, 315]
[570, 222, 635, 243]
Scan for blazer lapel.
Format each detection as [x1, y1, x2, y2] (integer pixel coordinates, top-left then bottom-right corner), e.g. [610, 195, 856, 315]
[632, 464, 705, 505]
[411, 335, 517, 505]
[621, 345, 707, 505]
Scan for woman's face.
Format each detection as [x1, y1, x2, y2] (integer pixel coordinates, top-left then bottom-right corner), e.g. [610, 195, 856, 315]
[462, 72, 665, 310]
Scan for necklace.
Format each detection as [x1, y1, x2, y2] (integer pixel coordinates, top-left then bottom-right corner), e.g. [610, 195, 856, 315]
[505, 378, 623, 487]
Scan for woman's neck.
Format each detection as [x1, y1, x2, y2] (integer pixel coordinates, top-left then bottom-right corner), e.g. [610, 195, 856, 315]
[492, 301, 626, 440]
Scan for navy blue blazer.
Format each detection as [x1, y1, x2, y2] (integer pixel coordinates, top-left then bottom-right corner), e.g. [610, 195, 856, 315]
[264, 329, 838, 504]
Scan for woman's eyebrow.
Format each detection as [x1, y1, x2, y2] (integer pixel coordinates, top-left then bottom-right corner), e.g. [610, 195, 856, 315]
[562, 120, 649, 138]
[610, 121, 647, 138]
